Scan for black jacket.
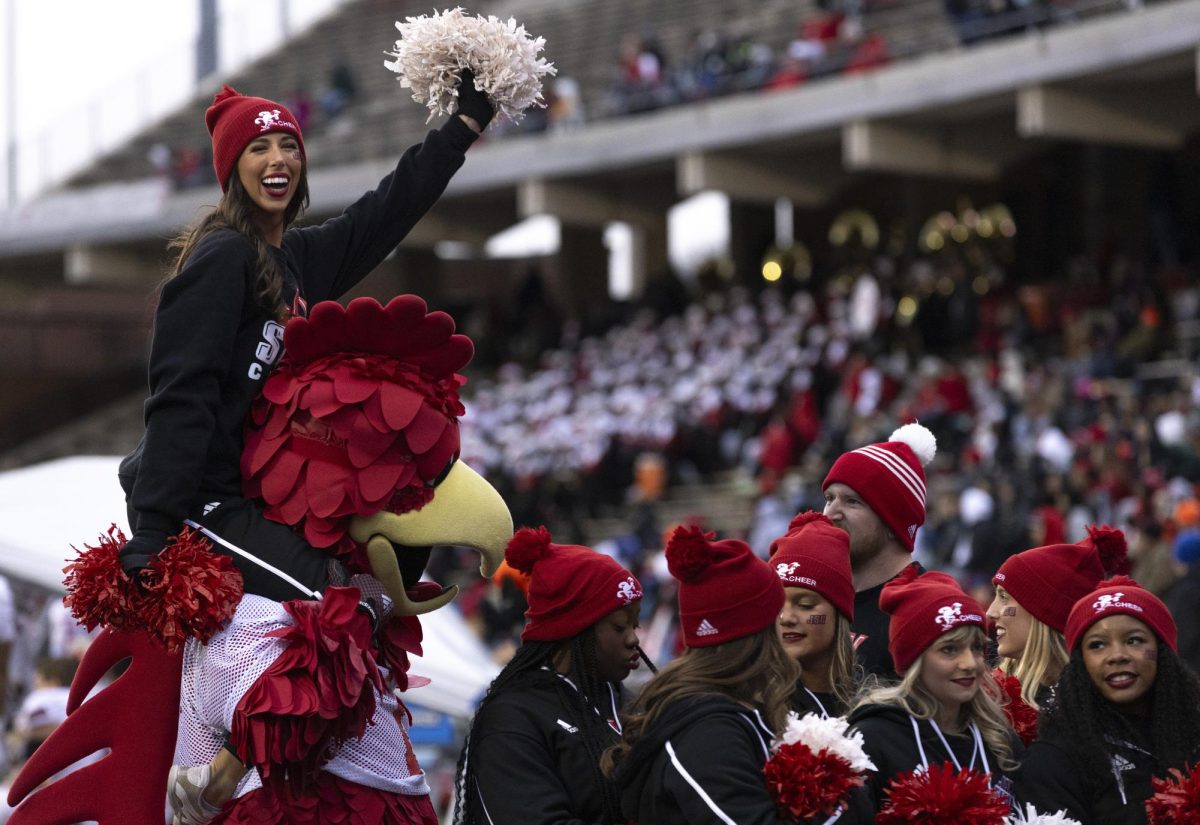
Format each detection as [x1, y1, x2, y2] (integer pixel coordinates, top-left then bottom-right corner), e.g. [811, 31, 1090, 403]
[119, 117, 477, 554]
[792, 686, 846, 719]
[847, 703, 1022, 811]
[612, 696, 870, 825]
[1014, 726, 1162, 825]
[467, 668, 623, 825]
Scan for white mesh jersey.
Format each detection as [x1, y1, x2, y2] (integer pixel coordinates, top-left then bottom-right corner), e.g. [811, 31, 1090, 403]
[175, 595, 430, 798]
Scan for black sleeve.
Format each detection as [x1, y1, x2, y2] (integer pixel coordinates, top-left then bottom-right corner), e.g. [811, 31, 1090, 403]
[1012, 741, 1092, 824]
[128, 233, 251, 542]
[469, 713, 593, 825]
[287, 116, 477, 303]
[661, 716, 782, 825]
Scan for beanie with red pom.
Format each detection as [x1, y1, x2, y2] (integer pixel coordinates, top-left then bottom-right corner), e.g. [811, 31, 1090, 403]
[768, 511, 854, 621]
[506, 526, 642, 642]
[880, 566, 987, 674]
[667, 526, 784, 648]
[1064, 575, 1177, 652]
[822, 423, 937, 552]
[993, 524, 1131, 633]
[205, 84, 305, 191]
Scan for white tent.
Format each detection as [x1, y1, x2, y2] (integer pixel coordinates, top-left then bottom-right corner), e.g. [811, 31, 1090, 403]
[0, 456, 497, 717]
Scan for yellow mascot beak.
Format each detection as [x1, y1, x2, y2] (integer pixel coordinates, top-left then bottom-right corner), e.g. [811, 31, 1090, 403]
[348, 460, 512, 616]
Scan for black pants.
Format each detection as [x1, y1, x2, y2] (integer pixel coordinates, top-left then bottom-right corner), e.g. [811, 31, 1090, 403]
[127, 498, 329, 602]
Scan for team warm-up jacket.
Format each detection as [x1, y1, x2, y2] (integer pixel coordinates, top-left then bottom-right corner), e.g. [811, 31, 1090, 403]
[612, 695, 871, 825]
[1014, 723, 1192, 825]
[119, 116, 479, 555]
[792, 686, 845, 719]
[847, 703, 1023, 811]
[466, 668, 624, 825]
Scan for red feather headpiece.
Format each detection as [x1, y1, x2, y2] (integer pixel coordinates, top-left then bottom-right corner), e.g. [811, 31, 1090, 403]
[242, 296, 473, 564]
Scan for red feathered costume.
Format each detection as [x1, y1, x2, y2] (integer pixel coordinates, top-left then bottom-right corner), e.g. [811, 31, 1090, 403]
[9, 296, 512, 825]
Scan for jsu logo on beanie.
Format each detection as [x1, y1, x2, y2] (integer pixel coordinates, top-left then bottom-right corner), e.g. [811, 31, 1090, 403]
[616, 576, 641, 605]
[775, 561, 817, 588]
[255, 109, 297, 132]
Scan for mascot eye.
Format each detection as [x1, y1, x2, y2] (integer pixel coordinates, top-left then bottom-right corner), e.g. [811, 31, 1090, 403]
[427, 456, 457, 488]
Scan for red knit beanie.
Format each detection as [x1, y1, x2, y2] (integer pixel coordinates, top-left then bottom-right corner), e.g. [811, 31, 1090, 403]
[506, 526, 642, 642]
[768, 511, 854, 621]
[667, 525, 784, 648]
[205, 84, 306, 191]
[822, 423, 937, 552]
[1064, 575, 1177, 652]
[993, 524, 1131, 632]
[880, 566, 987, 673]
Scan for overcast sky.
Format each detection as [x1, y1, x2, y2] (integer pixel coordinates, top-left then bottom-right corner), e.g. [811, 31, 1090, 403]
[0, 0, 346, 204]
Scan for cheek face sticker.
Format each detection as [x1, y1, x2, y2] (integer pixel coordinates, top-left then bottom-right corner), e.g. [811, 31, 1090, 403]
[1001, 607, 1017, 617]
[1144, 646, 1159, 661]
[806, 615, 827, 625]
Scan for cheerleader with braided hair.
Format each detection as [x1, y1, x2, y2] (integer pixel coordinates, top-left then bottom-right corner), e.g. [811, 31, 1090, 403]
[454, 527, 647, 824]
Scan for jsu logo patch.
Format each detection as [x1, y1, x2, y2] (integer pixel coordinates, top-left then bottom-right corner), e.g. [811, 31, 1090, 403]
[254, 109, 297, 132]
[616, 576, 642, 605]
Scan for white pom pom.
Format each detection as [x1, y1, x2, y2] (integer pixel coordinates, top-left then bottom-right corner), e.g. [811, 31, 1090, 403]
[1005, 804, 1082, 825]
[889, 422, 937, 467]
[384, 7, 557, 125]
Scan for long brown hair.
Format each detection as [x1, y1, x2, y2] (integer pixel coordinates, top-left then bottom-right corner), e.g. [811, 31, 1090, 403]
[601, 625, 799, 777]
[166, 168, 309, 319]
[822, 611, 860, 710]
[850, 625, 1019, 771]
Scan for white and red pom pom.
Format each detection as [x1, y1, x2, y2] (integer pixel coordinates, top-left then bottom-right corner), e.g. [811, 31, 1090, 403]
[890, 422, 938, 467]
[384, 7, 556, 124]
[1007, 804, 1083, 825]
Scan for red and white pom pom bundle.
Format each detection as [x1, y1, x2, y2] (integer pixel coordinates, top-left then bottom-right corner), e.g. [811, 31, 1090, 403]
[764, 712, 874, 822]
[877, 762, 1010, 825]
[1145, 762, 1200, 824]
[991, 668, 1039, 746]
[384, 7, 556, 124]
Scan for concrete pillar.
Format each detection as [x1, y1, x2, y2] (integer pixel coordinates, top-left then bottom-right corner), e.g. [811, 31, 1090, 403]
[728, 200, 776, 285]
[554, 224, 609, 319]
[64, 244, 164, 286]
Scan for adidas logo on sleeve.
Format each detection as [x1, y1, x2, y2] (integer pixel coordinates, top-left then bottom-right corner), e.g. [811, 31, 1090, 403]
[695, 619, 719, 636]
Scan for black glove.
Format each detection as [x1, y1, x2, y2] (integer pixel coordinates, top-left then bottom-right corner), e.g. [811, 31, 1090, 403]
[119, 530, 168, 579]
[457, 69, 494, 130]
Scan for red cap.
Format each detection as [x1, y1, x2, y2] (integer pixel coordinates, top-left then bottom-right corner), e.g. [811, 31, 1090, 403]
[993, 525, 1130, 632]
[506, 527, 642, 642]
[880, 566, 987, 673]
[667, 526, 784, 648]
[768, 511, 854, 621]
[1064, 575, 1177, 652]
[822, 423, 936, 552]
[205, 84, 305, 191]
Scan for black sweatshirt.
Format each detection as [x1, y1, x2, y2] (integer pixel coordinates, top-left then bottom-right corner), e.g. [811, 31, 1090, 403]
[1014, 722, 1185, 825]
[466, 668, 623, 825]
[847, 703, 1023, 812]
[853, 562, 924, 679]
[119, 116, 477, 553]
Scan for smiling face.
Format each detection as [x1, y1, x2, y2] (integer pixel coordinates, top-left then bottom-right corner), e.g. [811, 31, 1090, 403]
[986, 585, 1034, 659]
[1081, 614, 1158, 708]
[593, 602, 642, 684]
[777, 586, 837, 666]
[823, 482, 891, 570]
[919, 627, 986, 717]
[236, 131, 303, 242]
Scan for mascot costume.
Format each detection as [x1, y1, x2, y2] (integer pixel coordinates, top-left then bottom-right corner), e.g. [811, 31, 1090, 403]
[6, 295, 512, 823]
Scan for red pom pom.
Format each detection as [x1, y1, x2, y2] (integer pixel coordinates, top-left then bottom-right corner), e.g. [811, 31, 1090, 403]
[505, 526, 553, 574]
[785, 511, 830, 533]
[138, 527, 244, 652]
[1103, 574, 1141, 589]
[63, 525, 141, 633]
[1087, 524, 1132, 577]
[878, 762, 1010, 825]
[1145, 761, 1200, 824]
[64, 525, 242, 653]
[990, 668, 1039, 746]
[764, 741, 864, 821]
[666, 525, 716, 583]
